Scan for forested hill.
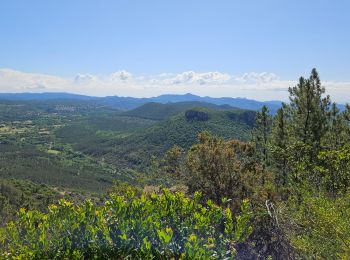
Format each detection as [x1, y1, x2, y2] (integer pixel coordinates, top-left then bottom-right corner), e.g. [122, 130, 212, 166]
[56, 105, 255, 169]
[121, 101, 237, 120]
[107, 107, 255, 167]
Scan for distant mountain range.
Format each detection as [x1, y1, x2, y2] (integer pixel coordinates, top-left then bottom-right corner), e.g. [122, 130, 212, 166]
[0, 92, 346, 112]
[0, 92, 284, 112]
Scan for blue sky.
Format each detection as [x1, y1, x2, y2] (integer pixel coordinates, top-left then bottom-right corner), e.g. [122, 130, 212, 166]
[0, 1, 349, 101]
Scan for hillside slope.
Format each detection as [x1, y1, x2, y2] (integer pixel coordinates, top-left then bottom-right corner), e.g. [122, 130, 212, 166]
[121, 101, 235, 120]
[103, 107, 255, 168]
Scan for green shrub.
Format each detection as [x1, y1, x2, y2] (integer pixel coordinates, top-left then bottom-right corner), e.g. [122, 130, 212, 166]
[285, 191, 350, 259]
[0, 189, 252, 259]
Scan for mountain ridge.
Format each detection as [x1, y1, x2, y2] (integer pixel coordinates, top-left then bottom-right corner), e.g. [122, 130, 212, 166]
[2, 92, 346, 113]
[0, 92, 283, 112]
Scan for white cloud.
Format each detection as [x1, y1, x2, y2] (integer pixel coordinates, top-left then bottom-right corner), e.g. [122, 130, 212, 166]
[110, 70, 132, 81]
[74, 74, 98, 84]
[0, 68, 349, 103]
[164, 71, 231, 85]
[0, 69, 68, 92]
[235, 72, 279, 84]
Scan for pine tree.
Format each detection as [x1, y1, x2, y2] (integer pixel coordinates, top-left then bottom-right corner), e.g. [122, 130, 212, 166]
[326, 103, 345, 149]
[288, 69, 330, 149]
[343, 104, 350, 143]
[287, 68, 330, 183]
[271, 104, 289, 185]
[253, 105, 272, 173]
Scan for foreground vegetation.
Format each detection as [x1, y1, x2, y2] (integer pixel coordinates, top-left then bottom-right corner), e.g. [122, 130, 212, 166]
[0, 190, 252, 259]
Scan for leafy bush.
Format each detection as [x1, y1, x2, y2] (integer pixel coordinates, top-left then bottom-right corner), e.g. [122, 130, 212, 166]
[186, 132, 262, 210]
[283, 190, 350, 258]
[317, 144, 350, 195]
[0, 189, 252, 259]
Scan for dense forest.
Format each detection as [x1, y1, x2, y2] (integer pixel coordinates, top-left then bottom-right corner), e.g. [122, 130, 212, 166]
[0, 69, 349, 258]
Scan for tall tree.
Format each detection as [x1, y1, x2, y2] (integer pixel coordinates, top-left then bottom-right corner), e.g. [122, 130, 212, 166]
[270, 104, 289, 185]
[253, 105, 272, 175]
[343, 104, 350, 143]
[287, 69, 330, 183]
[288, 69, 330, 148]
[325, 103, 346, 149]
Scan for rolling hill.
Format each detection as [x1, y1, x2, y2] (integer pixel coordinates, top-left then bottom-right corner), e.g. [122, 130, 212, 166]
[121, 101, 236, 120]
[54, 101, 256, 169]
[88, 107, 256, 168]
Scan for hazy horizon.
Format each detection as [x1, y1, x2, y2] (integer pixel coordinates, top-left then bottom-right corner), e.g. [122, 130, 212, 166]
[1, 68, 349, 103]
